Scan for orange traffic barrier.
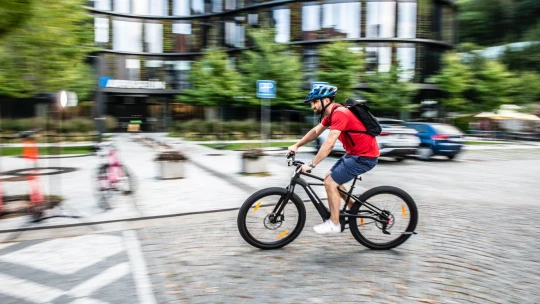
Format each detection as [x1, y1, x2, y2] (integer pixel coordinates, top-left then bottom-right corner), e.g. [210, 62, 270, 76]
[23, 140, 39, 161]
[28, 174, 44, 205]
[23, 140, 45, 213]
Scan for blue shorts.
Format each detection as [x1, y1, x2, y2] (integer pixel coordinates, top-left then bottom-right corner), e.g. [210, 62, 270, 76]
[330, 154, 378, 185]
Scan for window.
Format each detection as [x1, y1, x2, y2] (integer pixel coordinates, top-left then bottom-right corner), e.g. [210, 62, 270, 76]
[192, 0, 204, 14]
[397, 47, 415, 81]
[212, 0, 223, 12]
[126, 59, 140, 80]
[94, 0, 111, 10]
[322, 2, 360, 39]
[173, 22, 191, 52]
[303, 48, 318, 83]
[173, 0, 190, 16]
[302, 4, 321, 40]
[366, 46, 391, 72]
[114, 0, 130, 13]
[145, 60, 164, 80]
[95, 17, 109, 44]
[113, 20, 142, 52]
[132, 0, 149, 15]
[366, 2, 396, 38]
[149, 0, 168, 15]
[165, 61, 191, 89]
[398, 2, 416, 38]
[248, 14, 258, 25]
[273, 9, 290, 43]
[225, 21, 245, 47]
[145, 23, 163, 53]
[225, 0, 236, 10]
[441, 6, 454, 43]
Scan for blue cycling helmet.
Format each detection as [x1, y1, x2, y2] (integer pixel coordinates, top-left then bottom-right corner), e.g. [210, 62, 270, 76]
[304, 85, 338, 103]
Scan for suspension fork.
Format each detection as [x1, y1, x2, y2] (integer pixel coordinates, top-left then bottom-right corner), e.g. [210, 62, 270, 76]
[271, 185, 295, 216]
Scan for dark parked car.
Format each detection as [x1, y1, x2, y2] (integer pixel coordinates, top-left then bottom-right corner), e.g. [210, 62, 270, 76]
[404, 122, 464, 160]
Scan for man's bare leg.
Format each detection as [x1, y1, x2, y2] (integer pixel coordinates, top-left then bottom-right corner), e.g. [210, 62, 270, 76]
[338, 185, 354, 209]
[324, 174, 342, 225]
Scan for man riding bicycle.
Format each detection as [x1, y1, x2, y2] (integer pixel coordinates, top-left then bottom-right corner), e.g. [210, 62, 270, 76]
[287, 85, 379, 234]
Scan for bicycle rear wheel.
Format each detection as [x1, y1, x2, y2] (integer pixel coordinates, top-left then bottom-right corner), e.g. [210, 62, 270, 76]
[349, 186, 418, 250]
[117, 165, 136, 195]
[237, 187, 306, 250]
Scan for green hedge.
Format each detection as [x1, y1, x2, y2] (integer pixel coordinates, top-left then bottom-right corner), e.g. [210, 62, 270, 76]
[171, 120, 312, 139]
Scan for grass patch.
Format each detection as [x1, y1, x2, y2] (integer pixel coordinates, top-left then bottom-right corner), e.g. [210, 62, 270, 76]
[0, 145, 94, 156]
[202, 142, 299, 150]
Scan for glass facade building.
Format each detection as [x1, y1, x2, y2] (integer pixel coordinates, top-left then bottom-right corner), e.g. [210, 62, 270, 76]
[87, 0, 456, 131]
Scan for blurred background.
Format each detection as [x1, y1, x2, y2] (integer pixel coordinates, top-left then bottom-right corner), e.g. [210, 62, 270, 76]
[0, 0, 538, 140]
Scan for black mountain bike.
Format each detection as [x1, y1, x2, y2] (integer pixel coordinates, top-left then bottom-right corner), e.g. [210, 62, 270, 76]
[237, 152, 418, 250]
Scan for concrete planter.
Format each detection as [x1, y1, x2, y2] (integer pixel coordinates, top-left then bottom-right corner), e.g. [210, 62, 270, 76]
[242, 156, 267, 174]
[158, 161, 185, 179]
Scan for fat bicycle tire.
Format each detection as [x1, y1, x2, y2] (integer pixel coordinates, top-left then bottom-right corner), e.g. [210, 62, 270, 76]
[349, 186, 418, 250]
[237, 187, 306, 250]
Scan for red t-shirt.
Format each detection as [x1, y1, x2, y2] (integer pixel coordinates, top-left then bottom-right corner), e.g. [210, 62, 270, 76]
[321, 104, 380, 157]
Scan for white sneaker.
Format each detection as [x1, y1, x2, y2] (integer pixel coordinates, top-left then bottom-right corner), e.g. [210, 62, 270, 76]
[313, 220, 342, 234]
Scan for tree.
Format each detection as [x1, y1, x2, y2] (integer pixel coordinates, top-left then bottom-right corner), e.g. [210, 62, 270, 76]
[316, 41, 364, 99]
[470, 60, 515, 112]
[0, 0, 94, 99]
[510, 72, 540, 105]
[0, 0, 34, 38]
[363, 64, 418, 119]
[238, 27, 304, 109]
[434, 52, 474, 113]
[177, 48, 242, 108]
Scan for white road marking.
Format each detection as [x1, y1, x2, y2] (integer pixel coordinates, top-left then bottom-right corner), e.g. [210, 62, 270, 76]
[0, 273, 64, 303]
[123, 230, 157, 304]
[68, 263, 130, 298]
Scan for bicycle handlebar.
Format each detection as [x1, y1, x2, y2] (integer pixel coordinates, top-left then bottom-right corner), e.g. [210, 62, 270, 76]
[286, 151, 311, 173]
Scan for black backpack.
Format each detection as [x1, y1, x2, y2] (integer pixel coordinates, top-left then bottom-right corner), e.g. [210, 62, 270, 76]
[330, 99, 382, 146]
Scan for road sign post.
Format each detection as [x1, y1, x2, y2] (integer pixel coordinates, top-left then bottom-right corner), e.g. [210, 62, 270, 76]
[256, 80, 276, 148]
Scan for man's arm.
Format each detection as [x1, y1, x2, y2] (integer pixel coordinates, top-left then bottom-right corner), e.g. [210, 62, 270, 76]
[311, 129, 341, 167]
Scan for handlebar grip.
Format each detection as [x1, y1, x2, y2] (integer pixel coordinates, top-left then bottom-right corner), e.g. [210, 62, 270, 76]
[287, 151, 295, 159]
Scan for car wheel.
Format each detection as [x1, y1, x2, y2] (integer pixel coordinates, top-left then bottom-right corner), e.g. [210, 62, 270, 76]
[395, 157, 405, 162]
[447, 154, 457, 160]
[416, 146, 433, 161]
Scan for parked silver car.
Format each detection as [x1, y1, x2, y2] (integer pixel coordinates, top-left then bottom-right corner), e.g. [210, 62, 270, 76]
[315, 118, 420, 161]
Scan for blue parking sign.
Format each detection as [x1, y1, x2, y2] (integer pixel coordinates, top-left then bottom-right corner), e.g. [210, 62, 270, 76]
[256, 80, 276, 98]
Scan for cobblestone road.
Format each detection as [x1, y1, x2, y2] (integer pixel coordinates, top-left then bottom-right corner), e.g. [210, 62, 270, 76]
[140, 149, 540, 304]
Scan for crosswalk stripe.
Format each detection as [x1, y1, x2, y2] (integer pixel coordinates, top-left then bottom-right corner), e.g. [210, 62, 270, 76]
[68, 263, 130, 298]
[0, 273, 64, 303]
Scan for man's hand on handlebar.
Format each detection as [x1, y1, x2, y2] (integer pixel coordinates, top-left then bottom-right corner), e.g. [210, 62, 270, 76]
[286, 144, 298, 158]
[297, 164, 313, 174]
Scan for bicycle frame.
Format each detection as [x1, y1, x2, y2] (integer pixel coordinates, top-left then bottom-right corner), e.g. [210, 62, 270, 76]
[272, 164, 391, 229]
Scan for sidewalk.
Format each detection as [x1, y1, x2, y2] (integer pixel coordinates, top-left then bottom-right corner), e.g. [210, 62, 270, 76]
[1, 133, 540, 232]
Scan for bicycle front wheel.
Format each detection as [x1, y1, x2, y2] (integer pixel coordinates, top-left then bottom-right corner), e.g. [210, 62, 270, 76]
[237, 187, 306, 250]
[349, 186, 418, 250]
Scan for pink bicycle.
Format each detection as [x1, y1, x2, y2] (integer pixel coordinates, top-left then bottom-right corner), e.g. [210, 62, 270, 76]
[93, 142, 136, 210]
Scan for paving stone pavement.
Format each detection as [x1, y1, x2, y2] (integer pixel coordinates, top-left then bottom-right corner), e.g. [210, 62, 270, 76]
[139, 201, 540, 304]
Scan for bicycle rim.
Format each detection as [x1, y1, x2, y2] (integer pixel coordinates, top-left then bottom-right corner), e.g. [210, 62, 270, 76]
[239, 188, 306, 249]
[350, 186, 418, 250]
